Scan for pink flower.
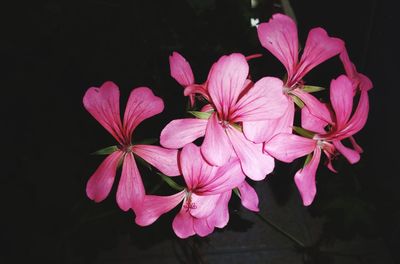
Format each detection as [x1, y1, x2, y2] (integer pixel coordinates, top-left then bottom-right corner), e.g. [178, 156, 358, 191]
[265, 75, 369, 205]
[135, 143, 258, 238]
[83, 81, 180, 212]
[161, 53, 289, 180]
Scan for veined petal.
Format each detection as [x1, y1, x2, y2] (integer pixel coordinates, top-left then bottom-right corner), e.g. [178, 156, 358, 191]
[238, 181, 259, 212]
[83, 81, 125, 144]
[160, 118, 208, 149]
[201, 113, 233, 166]
[265, 133, 316, 163]
[116, 153, 145, 211]
[184, 84, 210, 102]
[169, 51, 195, 87]
[231, 77, 288, 122]
[135, 191, 185, 226]
[227, 127, 274, 181]
[301, 104, 329, 134]
[257, 13, 299, 79]
[86, 150, 123, 202]
[333, 140, 360, 164]
[123, 87, 164, 139]
[207, 191, 231, 228]
[330, 75, 354, 129]
[294, 147, 322, 206]
[132, 145, 180, 176]
[172, 207, 195, 239]
[292, 89, 333, 124]
[189, 193, 221, 218]
[208, 53, 249, 119]
[193, 217, 214, 237]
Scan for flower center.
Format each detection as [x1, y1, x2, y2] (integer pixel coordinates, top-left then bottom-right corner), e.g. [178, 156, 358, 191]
[183, 191, 197, 212]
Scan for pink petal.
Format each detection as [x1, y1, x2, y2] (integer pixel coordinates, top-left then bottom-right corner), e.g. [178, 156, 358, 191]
[201, 113, 233, 166]
[172, 207, 196, 239]
[359, 73, 373, 92]
[291, 89, 333, 124]
[294, 148, 322, 206]
[231, 77, 288, 122]
[206, 191, 231, 228]
[243, 99, 294, 143]
[86, 150, 123, 202]
[257, 14, 299, 80]
[238, 181, 259, 212]
[83, 81, 125, 144]
[193, 217, 214, 237]
[160, 118, 208, 149]
[116, 153, 145, 211]
[349, 136, 363, 153]
[226, 127, 274, 181]
[184, 84, 210, 102]
[333, 140, 360, 164]
[208, 53, 249, 120]
[189, 193, 221, 218]
[265, 133, 316, 163]
[135, 191, 185, 226]
[294, 28, 344, 83]
[123, 87, 164, 140]
[339, 49, 373, 92]
[301, 104, 328, 134]
[169, 51, 195, 87]
[132, 145, 180, 176]
[330, 75, 354, 129]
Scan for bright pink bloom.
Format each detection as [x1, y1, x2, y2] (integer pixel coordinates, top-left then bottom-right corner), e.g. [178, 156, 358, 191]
[135, 143, 257, 238]
[161, 53, 288, 180]
[83, 81, 180, 212]
[265, 75, 369, 205]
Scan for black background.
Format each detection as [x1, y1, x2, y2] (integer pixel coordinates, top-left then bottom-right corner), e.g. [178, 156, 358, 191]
[2, 0, 399, 263]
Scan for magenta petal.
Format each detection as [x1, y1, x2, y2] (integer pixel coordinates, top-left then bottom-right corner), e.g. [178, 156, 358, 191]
[172, 207, 196, 239]
[330, 75, 354, 129]
[359, 73, 373, 92]
[333, 140, 360, 164]
[257, 13, 299, 79]
[265, 133, 316, 163]
[238, 181, 259, 212]
[123, 87, 164, 139]
[189, 193, 221, 218]
[349, 136, 363, 153]
[301, 105, 328, 134]
[86, 150, 123, 203]
[193, 217, 214, 237]
[116, 153, 145, 211]
[132, 145, 179, 176]
[227, 127, 274, 181]
[207, 191, 231, 228]
[201, 113, 233, 166]
[339, 90, 369, 138]
[169, 51, 195, 87]
[294, 148, 322, 206]
[208, 53, 249, 119]
[83, 81, 125, 144]
[160, 118, 208, 149]
[135, 191, 185, 226]
[292, 89, 333, 124]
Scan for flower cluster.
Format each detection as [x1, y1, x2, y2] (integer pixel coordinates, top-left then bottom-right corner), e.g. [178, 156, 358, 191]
[83, 14, 372, 238]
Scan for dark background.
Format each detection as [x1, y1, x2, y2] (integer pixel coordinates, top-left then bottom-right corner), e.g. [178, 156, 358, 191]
[2, 0, 399, 263]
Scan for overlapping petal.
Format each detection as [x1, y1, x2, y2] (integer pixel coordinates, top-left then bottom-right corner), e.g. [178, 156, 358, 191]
[169, 51, 195, 87]
[206, 191, 231, 228]
[333, 140, 360, 164]
[238, 181, 259, 212]
[172, 207, 196, 239]
[330, 75, 354, 129]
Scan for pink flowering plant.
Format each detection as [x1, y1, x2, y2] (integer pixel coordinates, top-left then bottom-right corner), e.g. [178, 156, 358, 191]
[83, 13, 372, 242]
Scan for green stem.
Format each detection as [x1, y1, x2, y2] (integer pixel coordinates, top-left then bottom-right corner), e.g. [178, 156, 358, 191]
[256, 213, 306, 248]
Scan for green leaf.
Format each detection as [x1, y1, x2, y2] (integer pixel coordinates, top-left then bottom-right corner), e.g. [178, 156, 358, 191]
[290, 95, 305, 108]
[188, 110, 212, 119]
[292, 126, 315, 139]
[132, 138, 158, 145]
[91, 145, 118, 155]
[303, 153, 313, 167]
[157, 173, 184, 191]
[233, 188, 241, 198]
[231, 123, 243, 132]
[302, 85, 325, 93]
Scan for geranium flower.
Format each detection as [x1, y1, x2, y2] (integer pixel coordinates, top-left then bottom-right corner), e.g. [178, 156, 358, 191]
[83, 81, 180, 212]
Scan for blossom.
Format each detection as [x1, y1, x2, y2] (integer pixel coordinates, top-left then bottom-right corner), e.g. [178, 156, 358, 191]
[83, 81, 180, 212]
[161, 53, 288, 180]
[265, 75, 369, 205]
[135, 143, 258, 238]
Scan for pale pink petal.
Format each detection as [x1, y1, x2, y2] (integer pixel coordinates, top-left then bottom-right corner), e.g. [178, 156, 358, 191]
[243, 99, 294, 143]
[257, 13, 298, 80]
[184, 84, 210, 102]
[86, 150, 123, 202]
[226, 127, 274, 181]
[160, 118, 208, 149]
[169, 51, 195, 87]
[83, 81, 125, 144]
[333, 140, 360, 164]
[193, 217, 214, 237]
[293, 28, 344, 83]
[349, 136, 363, 153]
[173, 207, 196, 239]
[135, 191, 185, 226]
[201, 113, 233, 166]
[208, 53, 249, 119]
[123, 87, 164, 139]
[301, 105, 328, 134]
[189, 193, 221, 218]
[291, 89, 333, 124]
[231, 77, 288, 122]
[238, 181, 259, 212]
[132, 145, 180, 176]
[207, 191, 231, 228]
[294, 148, 322, 206]
[116, 153, 145, 211]
[265, 133, 316, 163]
[330, 75, 354, 129]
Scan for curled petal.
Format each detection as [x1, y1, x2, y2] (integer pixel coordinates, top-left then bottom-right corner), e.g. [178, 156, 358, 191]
[333, 140, 360, 164]
[349, 136, 363, 153]
[330, 75, 354, 129]
[169, 51, 195, 87]
[292, 89, 333, 124]
[238, 181, 259, 212]
[301, 104, 329, 134]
